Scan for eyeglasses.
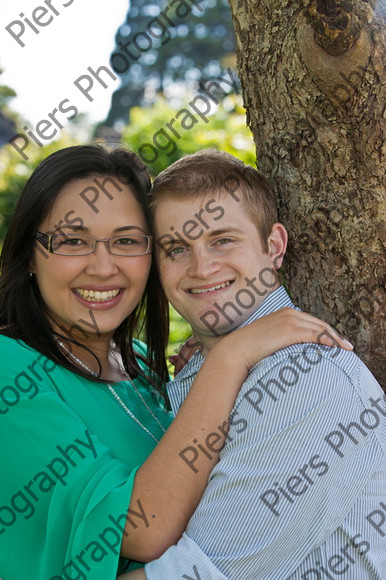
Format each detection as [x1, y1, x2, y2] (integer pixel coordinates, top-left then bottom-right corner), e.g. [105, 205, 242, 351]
[34, 232, 152, 256]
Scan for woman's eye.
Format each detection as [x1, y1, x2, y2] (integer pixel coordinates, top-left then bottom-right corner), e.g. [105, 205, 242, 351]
[115, 237, 135, 245]
[62, 237, 85, 246]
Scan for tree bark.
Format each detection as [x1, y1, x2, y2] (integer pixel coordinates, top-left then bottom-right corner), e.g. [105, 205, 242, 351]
[229, 0, 385, 387]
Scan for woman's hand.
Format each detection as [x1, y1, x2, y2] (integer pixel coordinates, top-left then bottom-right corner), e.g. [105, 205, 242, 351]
[213, 307, 353, 377]
[168, 336, 201, 376]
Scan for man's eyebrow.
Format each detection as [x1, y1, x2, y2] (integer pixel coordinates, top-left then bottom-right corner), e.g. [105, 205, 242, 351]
[157, 226, 244, 246]
[207, 227, 244, 236]
[158, 238, 188, 247]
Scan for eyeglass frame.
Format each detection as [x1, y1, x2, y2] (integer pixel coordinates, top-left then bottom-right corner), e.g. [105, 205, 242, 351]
[34, 231, 153, 256]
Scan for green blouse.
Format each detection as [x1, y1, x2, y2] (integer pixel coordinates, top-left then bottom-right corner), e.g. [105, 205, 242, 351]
[0, 335, 172, 579]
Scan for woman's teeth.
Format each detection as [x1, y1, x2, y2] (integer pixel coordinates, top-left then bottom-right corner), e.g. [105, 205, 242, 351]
[190, 281, 232, 294]
[75, 289, 120, 302]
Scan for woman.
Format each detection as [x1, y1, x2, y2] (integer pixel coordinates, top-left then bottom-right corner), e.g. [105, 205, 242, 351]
[0, 145, 350, 579]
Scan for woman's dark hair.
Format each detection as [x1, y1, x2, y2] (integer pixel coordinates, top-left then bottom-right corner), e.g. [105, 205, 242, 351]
[0, 144, 169, 397]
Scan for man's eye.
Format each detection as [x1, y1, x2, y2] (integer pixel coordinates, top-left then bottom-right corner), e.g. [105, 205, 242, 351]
[167, 246, 188, 257]
[216, 238, 234, 246]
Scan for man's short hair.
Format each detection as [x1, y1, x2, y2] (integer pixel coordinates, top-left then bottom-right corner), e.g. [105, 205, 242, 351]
[150, 148, 278, 250]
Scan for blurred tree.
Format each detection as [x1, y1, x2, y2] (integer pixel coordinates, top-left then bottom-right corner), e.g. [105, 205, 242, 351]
[0, 136, 78, 242]
[101, 0, 236, 129]
[0, 65, 90, 243]
[0, 66, 17, 147]
[122, 94, 255, 175]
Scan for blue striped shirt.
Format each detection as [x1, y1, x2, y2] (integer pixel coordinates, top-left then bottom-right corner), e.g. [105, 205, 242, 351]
[145, 287, 386, 579]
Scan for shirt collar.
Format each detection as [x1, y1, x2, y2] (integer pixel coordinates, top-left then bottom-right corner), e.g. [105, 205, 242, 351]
[169, 286, 295, 383]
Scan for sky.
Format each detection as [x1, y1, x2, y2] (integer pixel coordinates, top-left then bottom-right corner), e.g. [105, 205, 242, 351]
[0, 0, 129, 128]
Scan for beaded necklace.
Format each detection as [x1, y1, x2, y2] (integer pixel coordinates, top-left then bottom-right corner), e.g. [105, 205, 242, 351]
[56, 340, 166, 443]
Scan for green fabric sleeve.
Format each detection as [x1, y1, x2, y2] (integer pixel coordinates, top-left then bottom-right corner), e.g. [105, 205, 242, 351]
[0, 336, 168, 579]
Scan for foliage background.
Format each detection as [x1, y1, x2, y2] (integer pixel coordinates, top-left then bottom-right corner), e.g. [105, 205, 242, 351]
[0, 79, 255, 367]
[0, 0, 256, 368]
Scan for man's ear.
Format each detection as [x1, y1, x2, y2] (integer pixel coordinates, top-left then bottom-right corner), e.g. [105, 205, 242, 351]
[267, 223, 288, 269]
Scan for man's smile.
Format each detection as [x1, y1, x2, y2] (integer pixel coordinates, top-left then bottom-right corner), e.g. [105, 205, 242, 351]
[187, 280, 234, 295]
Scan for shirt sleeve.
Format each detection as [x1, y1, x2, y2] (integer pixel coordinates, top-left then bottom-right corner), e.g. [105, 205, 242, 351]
[0, 341, 143, 579]
[146, 533, 229, 579]
[145, 347, 384, 579]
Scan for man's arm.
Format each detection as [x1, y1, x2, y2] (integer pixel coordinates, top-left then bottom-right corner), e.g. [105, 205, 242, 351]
[145, 346, 384, 579]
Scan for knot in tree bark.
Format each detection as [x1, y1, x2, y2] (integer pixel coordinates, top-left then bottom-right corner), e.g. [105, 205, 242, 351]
[306, 0, 361, 55]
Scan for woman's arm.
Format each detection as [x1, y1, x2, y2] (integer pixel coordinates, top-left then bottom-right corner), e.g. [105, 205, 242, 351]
[121, 308, 352, 562]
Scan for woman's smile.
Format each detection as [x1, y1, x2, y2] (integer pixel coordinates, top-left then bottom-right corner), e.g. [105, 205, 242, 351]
[30, 176, 152, 342]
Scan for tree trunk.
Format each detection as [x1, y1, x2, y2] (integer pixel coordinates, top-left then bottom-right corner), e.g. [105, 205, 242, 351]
[229, 0, 385, 387]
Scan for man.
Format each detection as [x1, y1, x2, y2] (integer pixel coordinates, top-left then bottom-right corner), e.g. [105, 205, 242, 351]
[147, 150, 386, 578]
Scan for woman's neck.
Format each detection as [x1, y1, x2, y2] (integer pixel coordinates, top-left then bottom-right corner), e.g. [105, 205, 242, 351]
[55, 328, 128, 382]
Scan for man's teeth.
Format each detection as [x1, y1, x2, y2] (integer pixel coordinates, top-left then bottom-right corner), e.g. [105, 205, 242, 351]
[75, 289, 120, 302]
[190, 281, 232, 294]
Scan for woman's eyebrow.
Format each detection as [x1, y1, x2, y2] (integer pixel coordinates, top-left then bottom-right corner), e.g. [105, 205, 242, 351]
[113, 225, 147, 233]
[56, 225, 88, 232]
[56, 225, 147, 233]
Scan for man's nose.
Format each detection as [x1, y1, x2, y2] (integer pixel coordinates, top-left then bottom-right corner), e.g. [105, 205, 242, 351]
[187, 247, 222, 279]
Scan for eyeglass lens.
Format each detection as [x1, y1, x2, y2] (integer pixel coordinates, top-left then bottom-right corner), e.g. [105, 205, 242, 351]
[51, 234, 150, 255]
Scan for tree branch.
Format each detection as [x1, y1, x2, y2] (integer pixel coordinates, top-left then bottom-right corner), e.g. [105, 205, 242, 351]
[305, 0, 361, 55]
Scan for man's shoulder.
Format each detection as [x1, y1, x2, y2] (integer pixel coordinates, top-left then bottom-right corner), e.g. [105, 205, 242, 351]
[226, 344, 385, 461]
[248, 342, 360, 380]
[236, 343, 381, 412]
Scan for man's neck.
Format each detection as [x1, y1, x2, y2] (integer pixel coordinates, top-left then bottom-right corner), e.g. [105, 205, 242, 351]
[192, 286, 282, 358]
[193, 332, 220, 358]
